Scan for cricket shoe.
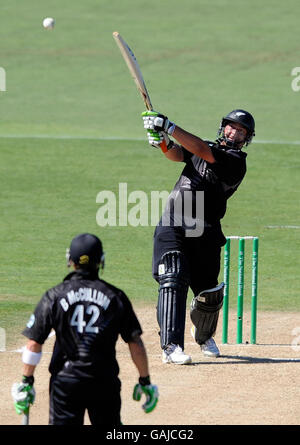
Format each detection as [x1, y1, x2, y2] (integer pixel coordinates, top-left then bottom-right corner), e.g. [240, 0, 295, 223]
[200, 338, 220, 357]
[162, 343, 192, 365]
[190, 326, 220, 357]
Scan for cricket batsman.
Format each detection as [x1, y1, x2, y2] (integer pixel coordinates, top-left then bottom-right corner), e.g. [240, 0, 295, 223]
[142, 109, 255, 364]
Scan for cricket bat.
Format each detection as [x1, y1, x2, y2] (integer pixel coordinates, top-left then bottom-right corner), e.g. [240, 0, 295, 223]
[113, 32, 168, 153]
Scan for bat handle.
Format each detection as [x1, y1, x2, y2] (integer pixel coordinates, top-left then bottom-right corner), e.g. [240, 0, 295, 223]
[22, 411, 29, 425]
[160, 139, 168, 153]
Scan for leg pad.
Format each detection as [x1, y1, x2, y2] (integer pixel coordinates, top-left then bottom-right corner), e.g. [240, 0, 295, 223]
[157, 251, 189, 349]
[190, 282, 224, 344]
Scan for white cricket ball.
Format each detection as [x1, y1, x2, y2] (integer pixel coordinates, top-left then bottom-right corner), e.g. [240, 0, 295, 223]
[43, 17, 55, 30]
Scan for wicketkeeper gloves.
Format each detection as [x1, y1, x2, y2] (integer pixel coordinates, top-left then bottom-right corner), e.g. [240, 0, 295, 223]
[11, 376, 35, 415]
[133, 375, 159, 413]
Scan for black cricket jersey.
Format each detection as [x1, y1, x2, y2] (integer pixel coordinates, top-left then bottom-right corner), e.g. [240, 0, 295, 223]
[159, 141, 247, 232]
[22, 269, 142, 379]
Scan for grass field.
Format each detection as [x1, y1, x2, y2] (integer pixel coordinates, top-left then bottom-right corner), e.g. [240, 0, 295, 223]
[1, 0, 300, 344]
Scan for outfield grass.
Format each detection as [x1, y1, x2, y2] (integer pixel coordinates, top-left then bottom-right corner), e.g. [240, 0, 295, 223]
[0, 1, 300, 140]
[1, 0, 299, 342]
[1, 136, 299, 332]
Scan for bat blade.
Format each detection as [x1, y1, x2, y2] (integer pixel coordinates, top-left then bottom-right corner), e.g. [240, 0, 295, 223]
[113, 32, 153, 110]
[113, 32, 168, 153]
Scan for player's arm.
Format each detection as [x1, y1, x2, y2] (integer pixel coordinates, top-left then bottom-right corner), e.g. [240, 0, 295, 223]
[128, 334, 159, 413]
[172, 125, 216, 163]
[119, 294, 158, 413]
[164, 142, 184, 162]
[22, 339, 42, 377]
[128, 333, 150, 378]
[11, 339, 42, 417]
[11, 292, 52, 418]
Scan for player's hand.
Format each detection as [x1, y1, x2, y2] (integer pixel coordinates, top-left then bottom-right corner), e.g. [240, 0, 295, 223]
[133, 380, 159, 413]
[147, 130, 170, 149]
[11, 380, 35, 415]
[142, 111, 175, 135]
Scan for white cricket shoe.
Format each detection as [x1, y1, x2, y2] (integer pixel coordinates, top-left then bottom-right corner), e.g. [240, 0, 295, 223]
[190, 326, 220, 357]
[200, 338, 220, 357]
[162, 343, 192, 365]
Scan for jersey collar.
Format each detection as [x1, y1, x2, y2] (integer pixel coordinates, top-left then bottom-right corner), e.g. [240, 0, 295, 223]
[63, 269, 100, 282]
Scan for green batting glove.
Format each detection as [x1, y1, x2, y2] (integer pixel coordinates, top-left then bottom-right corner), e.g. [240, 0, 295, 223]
[146, 129, 168, 148]
[11, 379, 35, 415]
[133, 377, 159, 413]
[142, 111, 175, 135]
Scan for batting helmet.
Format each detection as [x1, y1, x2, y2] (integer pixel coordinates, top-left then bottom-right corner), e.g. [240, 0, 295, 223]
[67, 233, 105, 270]
[217, 109, 255, 147]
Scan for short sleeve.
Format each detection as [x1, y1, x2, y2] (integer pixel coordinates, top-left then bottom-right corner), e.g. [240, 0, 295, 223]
[181, 146, 193, 163]
[22, 292, 53, 344]
[118, 293, 142, 343]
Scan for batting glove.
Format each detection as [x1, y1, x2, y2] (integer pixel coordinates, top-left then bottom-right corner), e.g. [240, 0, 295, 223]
[142, 111, 176, 135]
[147, 129, 171, 149]
[11, 377, 35, 415]
[133, 376, 159, 413]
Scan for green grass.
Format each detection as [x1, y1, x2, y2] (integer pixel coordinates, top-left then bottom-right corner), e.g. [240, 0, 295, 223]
[1, 138, 299, 312]
[0, 0, 300, 343]
[0, 0, 300, 140]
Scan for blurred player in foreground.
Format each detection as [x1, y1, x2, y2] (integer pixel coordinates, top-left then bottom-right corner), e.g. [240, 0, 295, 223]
[12, 233, 158, 424]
